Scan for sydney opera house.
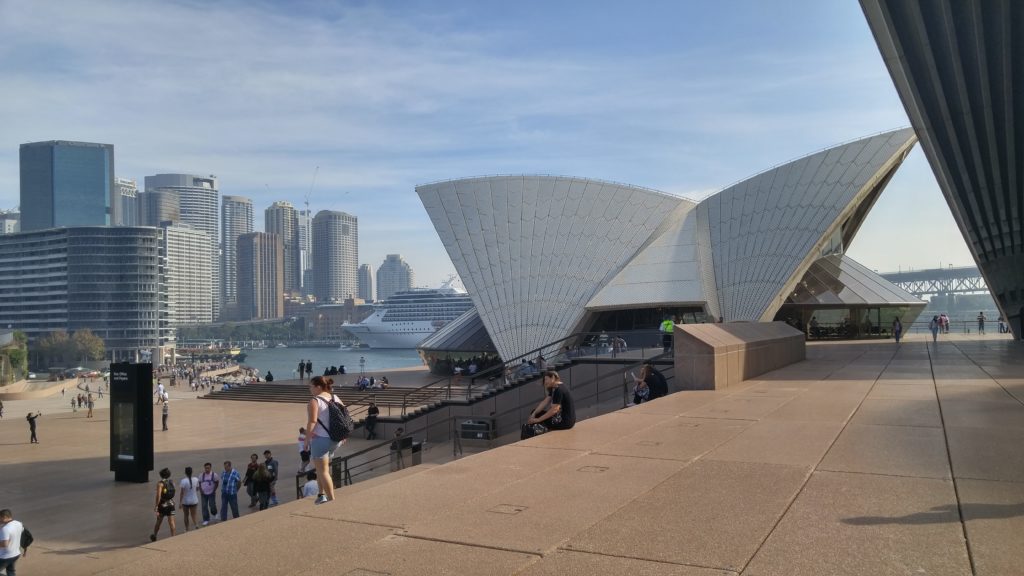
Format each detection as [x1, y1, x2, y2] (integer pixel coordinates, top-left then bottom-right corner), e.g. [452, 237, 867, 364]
[418, 129, 926, 360]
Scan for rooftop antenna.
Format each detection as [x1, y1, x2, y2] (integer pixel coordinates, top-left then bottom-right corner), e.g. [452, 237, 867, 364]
[306, 166, 319, 215]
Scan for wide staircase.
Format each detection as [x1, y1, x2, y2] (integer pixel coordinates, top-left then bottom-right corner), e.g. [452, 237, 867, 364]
[201, 382, 452, 420]
[203, 330, 667, 422]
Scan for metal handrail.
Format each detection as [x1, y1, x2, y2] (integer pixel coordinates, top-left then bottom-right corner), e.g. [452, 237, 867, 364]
[468, 330, 664, 390]
[319, 352, 676, 491]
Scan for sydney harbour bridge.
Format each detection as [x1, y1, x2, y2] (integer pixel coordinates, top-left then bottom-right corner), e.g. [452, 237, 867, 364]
[880, 266, 988, 298]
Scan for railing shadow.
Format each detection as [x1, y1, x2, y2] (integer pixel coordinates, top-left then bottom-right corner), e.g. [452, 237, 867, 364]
[842, 502, 1024, 525]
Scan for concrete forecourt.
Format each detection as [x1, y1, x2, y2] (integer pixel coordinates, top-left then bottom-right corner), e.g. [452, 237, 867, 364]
[1, 331, 1023, 575]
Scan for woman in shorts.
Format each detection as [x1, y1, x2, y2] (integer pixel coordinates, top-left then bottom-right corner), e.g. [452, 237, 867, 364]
[303, 376, 344, 504]
[151, 467, 176, 541]
[179, 466, 200, 531]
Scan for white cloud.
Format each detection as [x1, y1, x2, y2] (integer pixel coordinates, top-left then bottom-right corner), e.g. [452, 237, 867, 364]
[0, 0, 972, 286]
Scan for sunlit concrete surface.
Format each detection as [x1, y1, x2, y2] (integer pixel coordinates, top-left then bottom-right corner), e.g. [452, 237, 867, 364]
[1, 332, 1021, 575]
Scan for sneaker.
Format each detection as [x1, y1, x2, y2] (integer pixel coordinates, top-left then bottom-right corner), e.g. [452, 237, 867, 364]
[314, 494, 329, 505]
[149, 534, 156, 542]
[202, 521, 209, 526]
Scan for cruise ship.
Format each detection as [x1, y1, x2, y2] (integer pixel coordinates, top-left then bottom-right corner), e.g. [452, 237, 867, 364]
[341, 283, 474, 349]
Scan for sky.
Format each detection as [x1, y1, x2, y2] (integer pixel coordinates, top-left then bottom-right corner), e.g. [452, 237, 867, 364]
[0, 0, 975, 288]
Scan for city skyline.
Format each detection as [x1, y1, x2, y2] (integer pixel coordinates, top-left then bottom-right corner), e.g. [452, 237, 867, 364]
[0, 1, 977, 287]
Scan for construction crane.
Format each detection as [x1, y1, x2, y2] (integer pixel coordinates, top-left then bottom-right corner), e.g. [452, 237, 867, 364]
[306, 166, 318, 215]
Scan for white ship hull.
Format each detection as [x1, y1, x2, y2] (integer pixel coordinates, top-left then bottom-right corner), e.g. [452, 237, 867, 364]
[341, 323, 434, 349]
[341, 283, 474, 349]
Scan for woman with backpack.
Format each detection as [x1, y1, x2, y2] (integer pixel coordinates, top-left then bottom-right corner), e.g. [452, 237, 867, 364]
[151, 468, 177, 542]
[303, 376, 347, 505]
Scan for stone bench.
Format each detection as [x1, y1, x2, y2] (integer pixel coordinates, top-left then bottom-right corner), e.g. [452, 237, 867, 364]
[674, 321, 805, 390]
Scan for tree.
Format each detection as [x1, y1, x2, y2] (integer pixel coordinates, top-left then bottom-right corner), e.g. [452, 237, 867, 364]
[7, 348, 26, 377]
[36, 330, 72, 367]
[72, 329, 106, 361]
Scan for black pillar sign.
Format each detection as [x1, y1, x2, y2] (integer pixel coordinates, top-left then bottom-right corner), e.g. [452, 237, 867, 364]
[109, 362, 154, 482]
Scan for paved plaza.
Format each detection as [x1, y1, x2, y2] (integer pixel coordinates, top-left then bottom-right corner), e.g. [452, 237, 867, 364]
[1, 332, 1023, 575]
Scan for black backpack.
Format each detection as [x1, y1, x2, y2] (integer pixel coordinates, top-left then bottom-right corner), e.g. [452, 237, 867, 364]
[160, 479, 176, 501]
[20, 527, 33, 553]
[317, 395, 353, 442]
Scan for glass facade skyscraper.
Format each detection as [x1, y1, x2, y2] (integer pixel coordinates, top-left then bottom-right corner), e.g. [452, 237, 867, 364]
[19, 140, 116, 231]
[221, 195, 254, 318]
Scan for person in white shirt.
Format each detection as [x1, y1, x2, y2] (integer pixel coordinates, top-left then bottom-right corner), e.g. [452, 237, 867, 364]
[302, 471, 319, 498]
[179, 467, 201, 531]
[0, 508, 25, 574]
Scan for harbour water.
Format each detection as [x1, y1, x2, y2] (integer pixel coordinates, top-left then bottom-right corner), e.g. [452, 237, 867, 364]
[241, 346, 423, 382]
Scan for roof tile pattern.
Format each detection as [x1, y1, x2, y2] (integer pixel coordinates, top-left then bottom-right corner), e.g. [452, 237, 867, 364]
[698, 128, 917, 321]
[418, 176, 683, 359]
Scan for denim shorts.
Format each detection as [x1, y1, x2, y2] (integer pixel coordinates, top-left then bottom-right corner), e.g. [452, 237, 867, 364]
[310, 435, 340, 459]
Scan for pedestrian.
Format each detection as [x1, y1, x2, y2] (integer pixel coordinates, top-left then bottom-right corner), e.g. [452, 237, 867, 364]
[297, 359, 305, 381]
[198, 462, 219, 526]
[930, 315, 940, 342]
[87, 394, 94, 418]
[179, 466, 200, 532]
[302, 470, 319, 498]
[161, 401, 169, 431]
[243, 453, 259, 508]
[150, 467, 177, 542]
[304, 375, 344, 504]
[521, 370, 576, 439]
[219, 461, 241, 521]
[634, 363, 668, 401]
[263, 450, 279, 506]
[0, 400, 3, 419]
[660, 317, 674, 353]
[978, 311, 987, 334]
[892, 317, 903, 343]
[71, 397, 77, 412]
[305, 360, 312, 379]
[252, 464, 272, 511]
[25, 412, 41, 444]
[0, 508, 25, 575]
[365, 402, 380, 440]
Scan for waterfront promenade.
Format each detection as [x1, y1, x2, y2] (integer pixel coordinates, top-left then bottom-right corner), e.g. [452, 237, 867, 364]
[1, 332, 1022, 575]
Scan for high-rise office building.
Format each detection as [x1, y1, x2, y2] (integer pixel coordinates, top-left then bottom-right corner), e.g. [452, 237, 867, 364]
[19, 140, 117, 231]
[312, 210, 358, 303]
[221, 195, 253, 318]
[0, 226, 169, 362]
[376, 254, 414, 301]
[357, 264, 375, 302]
[297, 209, 312, 293]
[264, 201, 301, 295]
[115, 177, 138, 226]
[137, 190, 181, 226]
[162, 223, 214, 326]
[144, 174, 220, 319]
[237, 232, 284, 320]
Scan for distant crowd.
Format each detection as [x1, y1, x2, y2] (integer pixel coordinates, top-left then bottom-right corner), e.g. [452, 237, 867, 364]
[150, 444, 322, 542]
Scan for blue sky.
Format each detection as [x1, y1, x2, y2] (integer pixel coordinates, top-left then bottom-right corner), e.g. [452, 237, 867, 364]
[0, 0, 973, 287]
